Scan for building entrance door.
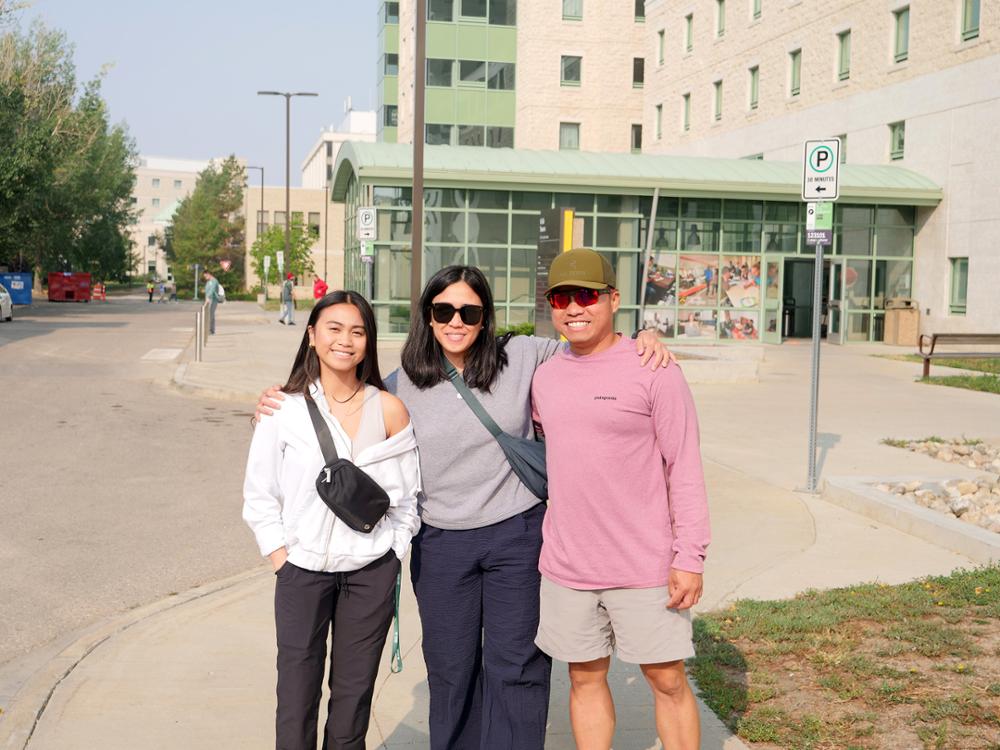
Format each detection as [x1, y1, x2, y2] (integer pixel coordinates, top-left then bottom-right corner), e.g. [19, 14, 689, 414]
[782, 257, 835, 339]
[827, 258, 846, 345]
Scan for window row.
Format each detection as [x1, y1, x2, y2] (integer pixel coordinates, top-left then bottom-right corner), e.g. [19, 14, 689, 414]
[426, 59, 515, 89]
[661, 1, 979, 62]
[254, 211, 322, 237]
[562, 0, 646, 22]
[150, 178, 183, 189]
[425, 123, 514, 147]
[383, 0, 517, 25]
[560, 55, 645, 88]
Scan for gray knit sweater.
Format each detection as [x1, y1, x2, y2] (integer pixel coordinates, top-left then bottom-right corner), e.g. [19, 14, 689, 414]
[385, 335, 561, 530]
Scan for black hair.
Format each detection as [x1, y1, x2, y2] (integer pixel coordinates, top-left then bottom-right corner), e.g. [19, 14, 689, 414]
[401, 265, 509, 391]
[283, 290, 386, 395]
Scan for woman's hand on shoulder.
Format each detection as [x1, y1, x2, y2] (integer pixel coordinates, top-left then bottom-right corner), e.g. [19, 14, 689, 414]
[635, 329, 676, 371]
[381, 391, 411, 437]
[254, 384, 286, 423]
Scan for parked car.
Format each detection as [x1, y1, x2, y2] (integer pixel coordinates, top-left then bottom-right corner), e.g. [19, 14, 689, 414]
[0, 282, 13, 321]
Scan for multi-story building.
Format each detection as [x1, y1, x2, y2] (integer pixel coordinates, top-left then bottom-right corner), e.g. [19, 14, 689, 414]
[378, 0, 649, 152]
[300, 108, 378, 189]
[644, 0, 997, 338]
[130, 156, 211, 280]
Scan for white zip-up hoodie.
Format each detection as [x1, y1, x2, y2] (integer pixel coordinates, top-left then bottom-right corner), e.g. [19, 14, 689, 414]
[242, 383, 421, 572]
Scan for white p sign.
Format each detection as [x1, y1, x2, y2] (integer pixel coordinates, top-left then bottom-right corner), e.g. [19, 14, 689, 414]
[801, 138, 841, 202]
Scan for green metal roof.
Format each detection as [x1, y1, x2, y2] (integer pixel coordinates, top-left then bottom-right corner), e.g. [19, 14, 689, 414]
[331, 142, 942, 206]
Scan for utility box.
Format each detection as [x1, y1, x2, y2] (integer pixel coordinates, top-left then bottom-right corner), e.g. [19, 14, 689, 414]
[884, 298, 919, 346]
[0, 272, 33, 305]
[48, 272, 92, 302]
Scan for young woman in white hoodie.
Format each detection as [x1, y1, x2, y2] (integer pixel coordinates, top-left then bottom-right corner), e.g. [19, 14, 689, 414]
[243, 290, 421, 750]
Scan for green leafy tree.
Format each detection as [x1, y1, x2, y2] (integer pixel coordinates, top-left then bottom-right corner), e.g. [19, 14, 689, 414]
[249, 219, 316, 287]
[167, 155, 245, 291]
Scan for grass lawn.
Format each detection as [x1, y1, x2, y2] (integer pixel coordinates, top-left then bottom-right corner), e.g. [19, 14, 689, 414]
[921, 374, 1000, 395]
[691, 566, 1000, 749]
[881, 354, 1000, 375]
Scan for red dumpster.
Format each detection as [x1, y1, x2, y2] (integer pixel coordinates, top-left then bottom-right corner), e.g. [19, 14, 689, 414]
[48, 273, 92, 302]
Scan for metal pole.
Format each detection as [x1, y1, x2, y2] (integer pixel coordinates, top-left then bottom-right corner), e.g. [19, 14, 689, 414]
[324, 184, 329, 281]
[203, 300, 211, 347]
[195, 310, 203, 361]
[284, 94, 292, 273]
[410, 0, 427, 316]
[807, 240, 824, 492]
[194, 263, 200, 301]
[638, 187, 660, 330]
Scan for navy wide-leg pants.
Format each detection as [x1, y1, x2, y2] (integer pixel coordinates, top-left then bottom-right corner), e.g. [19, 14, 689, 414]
[410, 503, 551, 750]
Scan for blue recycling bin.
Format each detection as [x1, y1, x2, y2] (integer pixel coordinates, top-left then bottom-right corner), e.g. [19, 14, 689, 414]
[0, 272, 33, 305]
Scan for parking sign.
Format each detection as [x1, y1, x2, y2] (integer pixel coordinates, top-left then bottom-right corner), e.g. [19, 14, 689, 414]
[801, 139, 841, 202]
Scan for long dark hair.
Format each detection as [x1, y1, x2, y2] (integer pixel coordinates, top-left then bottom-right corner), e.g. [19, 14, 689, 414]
[283, 290, 386, 395]
[401, 265, 509, 391]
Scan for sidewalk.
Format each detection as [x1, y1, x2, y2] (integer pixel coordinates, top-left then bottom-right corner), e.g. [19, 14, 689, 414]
[4, 302, 994, 750]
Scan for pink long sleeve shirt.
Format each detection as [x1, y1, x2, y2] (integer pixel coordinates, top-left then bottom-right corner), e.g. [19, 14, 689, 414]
[531, 336, 710, 590]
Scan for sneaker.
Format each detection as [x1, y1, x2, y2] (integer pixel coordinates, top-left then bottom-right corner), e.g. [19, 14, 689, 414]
[288, 322, 296, 325]
[279, 320, 286, 325]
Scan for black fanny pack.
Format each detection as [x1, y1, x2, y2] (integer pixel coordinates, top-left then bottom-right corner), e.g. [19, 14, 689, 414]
[305, 394, 390, 533]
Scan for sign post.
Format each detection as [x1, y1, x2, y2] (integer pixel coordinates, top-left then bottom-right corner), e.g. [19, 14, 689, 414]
[357, 208, 377, 301]
[263, 255, 271, 301]
[801, 138, 841, 493]
[276, 250, 285, 278]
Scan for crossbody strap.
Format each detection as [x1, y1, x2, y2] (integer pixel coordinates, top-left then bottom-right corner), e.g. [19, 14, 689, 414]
[305, 395, 341, 464]
[390, 571, 403, 673]
[440, 356, 503, 439]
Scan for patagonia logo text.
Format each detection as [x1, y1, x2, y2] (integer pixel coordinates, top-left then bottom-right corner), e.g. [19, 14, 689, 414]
[594, 395, 617, 401]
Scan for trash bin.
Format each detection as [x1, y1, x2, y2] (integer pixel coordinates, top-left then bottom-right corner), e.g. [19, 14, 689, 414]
[782, 299, 795, 338]
[48, 272, 92, 302]
[884, 298, 919, 346]
[0, 272, 33, 305]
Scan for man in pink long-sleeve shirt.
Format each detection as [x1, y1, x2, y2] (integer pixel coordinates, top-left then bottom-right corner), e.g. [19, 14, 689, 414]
[531, 248, 711, 750]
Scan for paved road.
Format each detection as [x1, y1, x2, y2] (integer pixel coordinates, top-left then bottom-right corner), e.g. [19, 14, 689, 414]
[0, 297, 261, 672]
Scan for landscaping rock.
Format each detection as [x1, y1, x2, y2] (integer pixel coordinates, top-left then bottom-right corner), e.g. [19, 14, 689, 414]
[873, 474, 1000, 534]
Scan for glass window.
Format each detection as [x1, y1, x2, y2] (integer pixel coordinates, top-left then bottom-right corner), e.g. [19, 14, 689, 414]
[596, 217, 640, 248]
[459, 60, 486, 84]
[468, 212, 509, 244]
[466, 190, 509, 209]
[845, 259, 872, 308]
[384, 105, 398, 127]
[489, 0, 516, 25]
[890, 121, 905, 160]
[152, 197, 160, 207]
[874, 259, 912, 307]
[657, 30, 665, 64]
[650, 219, 679, 251]
[753, 0, 761, 20]
[894, 7, 909, 62]
[373, 187, 412, 207]
[876, 206, 914, 226]
[511, 213, 540, 245]
[424, 212, 466, 244]
[512, 192, 551, 210]
[457, 124, 485, 145]
[487, 61, 515, 90]
[635, 0, 645, 20]
[152, 178, 160, 188]
[381, 211, 412, 241]
[562, 0, 582, 19]
[274, 211, 287, 228]
[837, 31, 851, 81]
[838, 133, 847, 163]
[836, 205, 872, 256]
[461, 0, 486, 17]
[846, 313, 871, 342]
[385, 53, 399, 76]
[950, 257, 968, 314]
[685, 14, 693, 52]
[789, 49, 801, 96]
[424, 188, 466, 208]
[173, 179, 182, 189]
[716, 0, 725, 37]
[598, 195, 641, 213]
[724, 201, 763, 221]
[468, 246, 509, 301]
[962, 0, 980, 41]
[561, 55, 582, 85]
[308, 212, 321, 238]
[384, 1, 400, 23]
[598, 251, 640, 301]
[749, 66, 759, 109]
[876, 227, 912, 257]
[559, 122, 580, 150]
[721, 223, 762, 253]
[633, 58, 645, 87]
[428, 0, 453, 21]
[656, 103, 663, 139]
[486, 126, 514, 148]
[682, 94, 690, 131]
[426, 123, 453, 145]
[510, 248, 536, 303]
[554, 193, 594, 212]
[256, 210, 268, 234]
[424, 247, 467, 280]
[631, 123, 642, 153]
[682, 198, 722, 220]
[713, 80, 723, 121]
[427, 58, 453, 86]
[681, 221, 719, 252]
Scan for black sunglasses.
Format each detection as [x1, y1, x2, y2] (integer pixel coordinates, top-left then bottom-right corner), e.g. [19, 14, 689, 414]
[545, 287, 612, 310]
[430, 302, 484, 326]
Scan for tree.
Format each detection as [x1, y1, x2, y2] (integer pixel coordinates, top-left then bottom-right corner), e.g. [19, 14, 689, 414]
[167, 155, 245, 291]
[249, 219, 316, 287]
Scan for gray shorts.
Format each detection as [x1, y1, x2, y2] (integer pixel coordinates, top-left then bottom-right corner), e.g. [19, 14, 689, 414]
[535, 576, 695, 665]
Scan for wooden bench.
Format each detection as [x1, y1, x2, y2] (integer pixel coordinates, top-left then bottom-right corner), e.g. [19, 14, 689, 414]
[918, 333, 1000, 377]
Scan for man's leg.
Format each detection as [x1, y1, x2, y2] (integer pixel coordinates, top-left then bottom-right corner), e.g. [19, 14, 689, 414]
[568, 657, 614, 750]
[640, 661, 699, 750]
[479, 504, 551, 750]
[410, 525, 485, 750]
[209, 300, 217, 334]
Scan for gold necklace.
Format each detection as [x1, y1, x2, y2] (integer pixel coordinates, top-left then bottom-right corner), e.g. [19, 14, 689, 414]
[326, 382, 363, 404]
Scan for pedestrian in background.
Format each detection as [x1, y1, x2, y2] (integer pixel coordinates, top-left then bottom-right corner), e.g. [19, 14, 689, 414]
[244, 290, 420, 750]
[313, 277, 328, 300]
[146, 280, 154, 303]
[280, 273, 296, 326]
[203, 271, 222, 334]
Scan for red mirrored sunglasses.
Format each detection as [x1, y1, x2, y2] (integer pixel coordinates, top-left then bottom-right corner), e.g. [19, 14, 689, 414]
[545, 287, 611, 310]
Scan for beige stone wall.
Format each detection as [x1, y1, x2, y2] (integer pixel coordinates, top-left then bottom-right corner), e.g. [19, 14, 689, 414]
[516, 0, 647, 151]
[395, 2, 417, 144]
[645, 0, 998, 150]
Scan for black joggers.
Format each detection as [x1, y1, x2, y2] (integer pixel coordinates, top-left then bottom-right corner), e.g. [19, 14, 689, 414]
[410, 503, 552, 750]
[273, 550, 399, 750]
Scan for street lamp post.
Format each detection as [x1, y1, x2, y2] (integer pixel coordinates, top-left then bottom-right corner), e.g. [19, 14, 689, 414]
[247, 165, 265, 297]
[257, 91, 318, 284]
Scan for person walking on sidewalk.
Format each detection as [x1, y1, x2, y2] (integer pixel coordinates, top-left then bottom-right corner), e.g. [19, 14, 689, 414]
[203, 271, 222, 334]
[280, 273, 296, 325]
[243, 290, 421, 750]
[256, 269, 673, 750]
[146, 280, 154, 303]
[531, 249, 711, 750]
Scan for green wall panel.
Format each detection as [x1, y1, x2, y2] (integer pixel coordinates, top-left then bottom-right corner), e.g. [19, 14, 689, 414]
[456, 25, 489, 59]
[487, 26, 517, 61]
[426, 24, 457, 56]
[485, 91, 516, 124]
[426, 89, 456, 122]
[456, 90, 487, 123]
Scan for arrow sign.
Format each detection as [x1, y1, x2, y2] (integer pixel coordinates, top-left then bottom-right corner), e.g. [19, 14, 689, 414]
[801, 138, 841, 202]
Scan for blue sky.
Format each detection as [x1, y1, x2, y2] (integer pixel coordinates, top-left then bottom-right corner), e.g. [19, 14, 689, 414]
[19, 0, 377, 186]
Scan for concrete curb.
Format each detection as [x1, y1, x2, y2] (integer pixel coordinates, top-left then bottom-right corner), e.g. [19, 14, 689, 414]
[0, 568, 269, 750]
[823, 476, 1000, 565]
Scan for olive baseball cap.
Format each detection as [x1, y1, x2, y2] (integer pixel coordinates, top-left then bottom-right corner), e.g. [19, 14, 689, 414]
[545, 248, 616, 293]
